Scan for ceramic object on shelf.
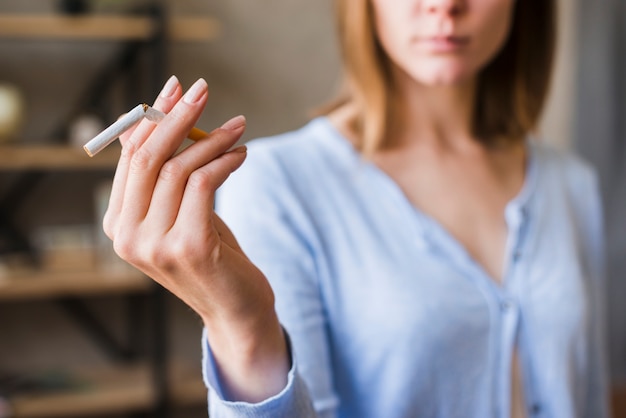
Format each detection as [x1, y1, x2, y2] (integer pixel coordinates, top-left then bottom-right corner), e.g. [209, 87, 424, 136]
[69, 114, 104, 149]
[0, 83, 25, 143]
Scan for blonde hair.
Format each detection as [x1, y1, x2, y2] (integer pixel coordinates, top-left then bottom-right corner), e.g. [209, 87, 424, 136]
[323, 0, 557, 155]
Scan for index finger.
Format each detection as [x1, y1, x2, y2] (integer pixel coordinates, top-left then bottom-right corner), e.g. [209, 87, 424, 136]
[104, 75, 183, 238]
[118, 78, 209, 225]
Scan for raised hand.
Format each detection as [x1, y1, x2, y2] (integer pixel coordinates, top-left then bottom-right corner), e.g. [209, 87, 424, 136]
[103, 76, 289, 402]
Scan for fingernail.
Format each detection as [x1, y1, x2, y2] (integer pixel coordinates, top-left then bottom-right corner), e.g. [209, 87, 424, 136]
[183, 78, 208, 104]
[221, 115, 246, 131]
[232, 145, 247, 153]
[159, 75, 178, 98]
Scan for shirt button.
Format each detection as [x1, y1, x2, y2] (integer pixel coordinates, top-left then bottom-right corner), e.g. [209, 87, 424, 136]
[530, 403, 541, 415]
[520, 206, 529, 219]
[500, 300, 513, 312]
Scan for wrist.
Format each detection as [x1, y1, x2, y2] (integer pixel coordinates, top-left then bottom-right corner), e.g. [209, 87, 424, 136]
[203, 308, 290, 402]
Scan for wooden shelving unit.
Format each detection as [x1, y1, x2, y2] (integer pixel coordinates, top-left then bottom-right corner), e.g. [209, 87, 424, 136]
[9, 365, 155, 418]
[0, 268, 149, 301]
[0, 2, 217, 416]
[8, 363, 205, 418]
[0, 145, 121, 170]
[0, 15, 220, 42]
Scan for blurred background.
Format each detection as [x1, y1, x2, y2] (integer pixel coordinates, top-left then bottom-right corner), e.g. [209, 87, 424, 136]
[0, 0, 623, 417]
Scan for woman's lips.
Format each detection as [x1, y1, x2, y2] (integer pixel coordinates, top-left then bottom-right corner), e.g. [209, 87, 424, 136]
[415, 35, 470, 53]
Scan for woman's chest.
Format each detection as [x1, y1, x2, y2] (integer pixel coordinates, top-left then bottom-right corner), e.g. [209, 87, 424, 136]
[314, 195, 591, 356]
[372, 149, 526, 282]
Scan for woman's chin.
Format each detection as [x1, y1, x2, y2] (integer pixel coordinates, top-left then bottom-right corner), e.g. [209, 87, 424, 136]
[400, 62, 476, 87]
[393, 62, 477, 90]
[415, 67, 475, 88]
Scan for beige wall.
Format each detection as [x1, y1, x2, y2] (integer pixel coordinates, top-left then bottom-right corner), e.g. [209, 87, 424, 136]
[168, 0, 340, 141]
[539, 0, 578, 149]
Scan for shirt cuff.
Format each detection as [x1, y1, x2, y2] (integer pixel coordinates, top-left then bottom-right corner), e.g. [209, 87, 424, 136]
[201, 327, 313, 417]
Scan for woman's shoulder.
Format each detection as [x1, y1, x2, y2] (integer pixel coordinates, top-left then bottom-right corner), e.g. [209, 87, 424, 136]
[530, 138, 598, 181]
[246, 116, 345, 158]
[529, 138, 601, 203]
[220, 116, 356, 199]
[239, 116, 355, 180]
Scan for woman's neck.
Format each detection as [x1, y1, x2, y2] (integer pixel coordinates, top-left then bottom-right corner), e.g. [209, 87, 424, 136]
[390, 71, 479, 153]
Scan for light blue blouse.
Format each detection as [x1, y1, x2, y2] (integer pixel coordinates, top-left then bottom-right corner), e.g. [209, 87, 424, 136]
[203, 117, 610, 417]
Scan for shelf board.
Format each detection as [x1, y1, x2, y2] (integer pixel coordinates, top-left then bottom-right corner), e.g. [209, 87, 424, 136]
[0, 15, 220, 41]
[0, 268, 151, 301]
[7, 363, 206, 417]
[168, 366, 207, 407]
[0, 145, 121, 170]
[9, 365, 154, 418]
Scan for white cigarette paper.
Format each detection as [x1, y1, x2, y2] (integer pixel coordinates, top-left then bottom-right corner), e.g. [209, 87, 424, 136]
[83, 104, 209, 157]
[83, 104, 147, 157]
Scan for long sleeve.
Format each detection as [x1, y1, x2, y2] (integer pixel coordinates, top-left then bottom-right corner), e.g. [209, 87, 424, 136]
[202, 328, 317, 417]
[577, 168, 611, 418]
[202, 139, 339, 417]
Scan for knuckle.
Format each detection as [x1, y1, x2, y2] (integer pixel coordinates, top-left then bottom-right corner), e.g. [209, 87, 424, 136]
[187, 169, 216, 191]
[209, 131, 237, 153]
[166, 242, 189, 264]
[145, 244, 169, 268]
[112, 235, 135, 262]
[119, 143, 134, 160]
[120, 137, 138, 158]
[150, 241, 186, 273]
[129, 148, 156, 172]
[159, 158, 186, 182]
[117, 237, 177, 272]
[102, 212, 115, 240]
[114, 235, 157, 269]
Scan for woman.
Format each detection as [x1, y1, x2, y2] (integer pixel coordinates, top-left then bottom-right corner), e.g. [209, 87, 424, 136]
[104, 0, 610, 416]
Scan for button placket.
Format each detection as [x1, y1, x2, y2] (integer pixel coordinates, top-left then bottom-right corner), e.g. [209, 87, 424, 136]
[530, 403, 542, 415]
[500, 299, 514, 313]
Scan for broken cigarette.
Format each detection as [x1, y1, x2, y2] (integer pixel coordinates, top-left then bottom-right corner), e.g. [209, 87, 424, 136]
[83, 103, 209, 157]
